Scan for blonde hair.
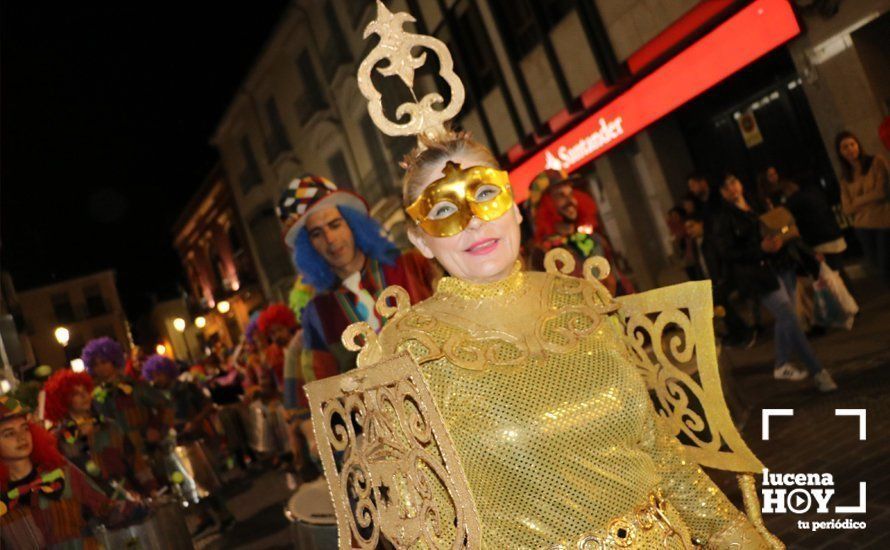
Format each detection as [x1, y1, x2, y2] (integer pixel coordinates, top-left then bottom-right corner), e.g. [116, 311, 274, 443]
[400, 130, 498, 206]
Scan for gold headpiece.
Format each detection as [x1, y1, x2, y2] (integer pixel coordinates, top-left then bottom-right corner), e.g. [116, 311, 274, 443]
[357, 1, 465, 145]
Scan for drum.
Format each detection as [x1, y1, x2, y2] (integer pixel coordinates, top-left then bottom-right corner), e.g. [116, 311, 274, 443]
[162, 440, 221, 503]
[284, 478, 338, 549]
[95, 498, 193, 550]
[248, 399, 287, 455]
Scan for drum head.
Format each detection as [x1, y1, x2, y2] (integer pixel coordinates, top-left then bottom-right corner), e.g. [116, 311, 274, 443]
[288, 478, 336, 526]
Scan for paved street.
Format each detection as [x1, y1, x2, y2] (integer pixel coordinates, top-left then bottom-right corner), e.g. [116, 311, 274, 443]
[193, 468, 293, 550]
[712, 274, 890, 549]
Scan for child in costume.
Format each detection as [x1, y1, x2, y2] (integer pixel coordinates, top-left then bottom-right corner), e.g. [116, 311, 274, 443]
[81, 337, 172, 456]
[0, 395, 145, 549]
[44, 369, 157, 498]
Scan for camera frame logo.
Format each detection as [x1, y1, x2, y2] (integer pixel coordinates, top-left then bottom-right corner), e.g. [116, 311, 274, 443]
[761, 408, 867, 533]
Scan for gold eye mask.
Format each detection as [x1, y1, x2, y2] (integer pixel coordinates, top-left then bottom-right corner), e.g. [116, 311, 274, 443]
[405, 163, 514, 237]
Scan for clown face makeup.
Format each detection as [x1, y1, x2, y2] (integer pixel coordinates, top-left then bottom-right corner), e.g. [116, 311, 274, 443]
[405, 163, 514, 238]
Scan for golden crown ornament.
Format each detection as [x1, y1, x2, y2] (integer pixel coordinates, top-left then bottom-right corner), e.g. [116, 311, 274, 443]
[357, 0, 465, 145]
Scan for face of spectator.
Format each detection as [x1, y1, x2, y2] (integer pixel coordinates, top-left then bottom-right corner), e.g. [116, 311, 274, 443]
[720, 176, 744, 203]
[0, 416, 32, 462]
[91, 359, 117, 383]
[667, 210, 683, 225]
[685, 219, 704, 239]
[682, 199, 696, 215]
[408, 151, 522, 284]
[151, 371, 173, 389]
[839, 137, 860, 164]
[766, 167, 779, 185]
[305, 207, 360, 274]
[688, 178, 709, 200]
[549, 183, 578, 222]
[68, 385, 92, 415]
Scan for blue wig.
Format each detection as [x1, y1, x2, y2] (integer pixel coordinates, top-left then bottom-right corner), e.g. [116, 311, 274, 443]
[294, 206, 399, 291]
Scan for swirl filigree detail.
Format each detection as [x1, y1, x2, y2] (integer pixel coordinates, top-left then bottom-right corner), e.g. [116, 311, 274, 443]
[357, 1, 465, 142]
[544, 248, 576, 275]
[305, 355, 481, 549]
[376, 285, 411, 320]
[342, 322, 383, 368]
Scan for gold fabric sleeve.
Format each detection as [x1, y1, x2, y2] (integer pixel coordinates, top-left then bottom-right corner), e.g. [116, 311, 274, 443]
[642, 411, 768, 549]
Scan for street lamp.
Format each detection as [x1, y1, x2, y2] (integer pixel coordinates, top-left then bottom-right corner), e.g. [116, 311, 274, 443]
[54, 327, 70, 347]
[70, 359, 85, 373]
[156, 344, 167, 355]
[194, 316, 207, 329]
[217, 300, 231, 314]
[173, 318, 186, 332]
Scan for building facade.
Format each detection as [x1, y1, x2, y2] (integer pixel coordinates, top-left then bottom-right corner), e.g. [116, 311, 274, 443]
[149, 297, 205, 364]
[213, 0, 889, 291]
[17, 271, 130, 370]
[173, 164, 265, 349]
[1, 271, 35, 385]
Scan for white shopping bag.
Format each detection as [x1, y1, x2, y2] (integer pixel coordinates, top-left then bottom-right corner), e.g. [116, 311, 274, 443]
[816, 262, 858, 330]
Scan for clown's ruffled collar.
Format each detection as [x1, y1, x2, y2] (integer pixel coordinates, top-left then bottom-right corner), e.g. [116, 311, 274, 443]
[1, 466, 66, 516]
[92, 377, 134, 404]
[60, 414, 106, 444]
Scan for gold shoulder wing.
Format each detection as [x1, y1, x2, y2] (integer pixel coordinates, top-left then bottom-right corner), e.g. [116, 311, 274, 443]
[616, 280, 764, 474]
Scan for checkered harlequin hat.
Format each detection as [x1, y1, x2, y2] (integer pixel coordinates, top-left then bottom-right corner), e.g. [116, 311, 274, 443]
[0, 395, 29, 423]
[277, 175, 369, 248]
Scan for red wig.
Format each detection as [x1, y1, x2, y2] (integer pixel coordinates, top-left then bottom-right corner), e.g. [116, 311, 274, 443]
[43, 370, 95, 423]
[0, 420, 66, 491]
[258, 303, 297, 336]
[533, 187, 599, 245]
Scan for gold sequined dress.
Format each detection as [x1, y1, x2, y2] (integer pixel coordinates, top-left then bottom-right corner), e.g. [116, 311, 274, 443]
[313, 263, 771, 549]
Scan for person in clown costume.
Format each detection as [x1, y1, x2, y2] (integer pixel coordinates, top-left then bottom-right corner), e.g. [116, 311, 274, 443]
[275, 175, 437, 419]
[1, 395, 145, 549]
[81, 337, 172, 457]
[44, 369, 157, 498]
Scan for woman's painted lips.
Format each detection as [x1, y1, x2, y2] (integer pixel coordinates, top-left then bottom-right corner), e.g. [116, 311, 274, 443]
[465, 238, 499, 255]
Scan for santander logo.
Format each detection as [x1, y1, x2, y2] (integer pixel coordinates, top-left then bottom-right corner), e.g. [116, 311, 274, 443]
[543, 117, 624, 172]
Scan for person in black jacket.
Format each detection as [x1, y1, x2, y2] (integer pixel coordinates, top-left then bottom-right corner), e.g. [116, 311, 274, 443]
[685, 213, 755, 348]
[712, 174, 837, 392]
[779, 177, 850, 284]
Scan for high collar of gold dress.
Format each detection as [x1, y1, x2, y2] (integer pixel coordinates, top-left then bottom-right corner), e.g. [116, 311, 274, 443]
[435, 261, 527, 301]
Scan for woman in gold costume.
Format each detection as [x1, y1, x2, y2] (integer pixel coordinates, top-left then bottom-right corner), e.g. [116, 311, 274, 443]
[305, 3, 780, 548]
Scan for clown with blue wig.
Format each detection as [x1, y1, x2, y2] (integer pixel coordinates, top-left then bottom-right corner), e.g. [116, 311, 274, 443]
[276, 175, 436, 418]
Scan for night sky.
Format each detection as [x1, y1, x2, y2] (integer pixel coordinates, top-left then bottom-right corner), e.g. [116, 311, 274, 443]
[1, 2, 289, 323]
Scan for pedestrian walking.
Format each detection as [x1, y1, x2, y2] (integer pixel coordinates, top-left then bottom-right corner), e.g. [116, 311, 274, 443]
[712, 174, 837, 391]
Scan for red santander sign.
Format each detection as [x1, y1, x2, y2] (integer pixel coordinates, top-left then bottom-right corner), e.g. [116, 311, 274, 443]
[509, 0, 800, 203]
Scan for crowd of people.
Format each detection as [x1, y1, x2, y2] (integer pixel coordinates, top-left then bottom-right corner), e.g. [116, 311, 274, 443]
[1, 126, 885, 547]
[666, 130, 889, 393]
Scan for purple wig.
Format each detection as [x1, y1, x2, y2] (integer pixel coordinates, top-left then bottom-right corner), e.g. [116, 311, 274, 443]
[142, 354, 179, 382]
[81, 337, 125, 373]
[245, 312, 260, 344]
